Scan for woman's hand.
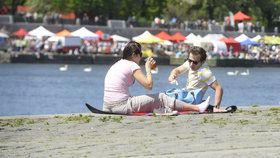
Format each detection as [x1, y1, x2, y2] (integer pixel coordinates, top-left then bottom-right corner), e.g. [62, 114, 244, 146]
[145, 57, 156, 73]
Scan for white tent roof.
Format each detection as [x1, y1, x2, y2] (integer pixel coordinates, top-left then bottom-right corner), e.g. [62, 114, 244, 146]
[235, 34, 249, 42]
[184, 35, 211, 46]
[184, 34, 198, 44]
[28, 26, 55, 37]
[0, 32, 9, 38]
[47, 36, 63, 42]
[186, 33, 197, 39]
[209, 40, 227, 54]
[160, 40, 173, 46]
[111, 34, 130, 42]
[132, 31, 162, 43]
[70, 27, 98, 40]
[251, 35, 262, 42]
[204, 34, 225, 41]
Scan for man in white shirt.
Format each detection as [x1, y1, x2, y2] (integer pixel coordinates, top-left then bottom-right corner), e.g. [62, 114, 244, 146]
[168, 46, 223, 108]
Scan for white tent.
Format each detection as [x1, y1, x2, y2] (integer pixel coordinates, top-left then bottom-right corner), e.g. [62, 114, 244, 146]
[70, 27, 98, 40]
[132, 31, 162, 43]
[251, 35, 262, 42]
[28, 26, 55, 38]
[0, 32, 9, 38]
[184, 34, 198, 45]
[186, 33, 197, 40]
[111, 34, 130, 42]
[160, 40, 173, 46]
[47, 36, 63, 42]
[209, 40, 227, 54]
[203, 34, 225, 41]
[235, 34, 249, 42]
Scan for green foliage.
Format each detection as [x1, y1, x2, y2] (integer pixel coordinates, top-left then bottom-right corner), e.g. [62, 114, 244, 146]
[0, 118, 36, 127]
[64, 114, 91, 123]
[201, 116, 228, 126]
[2, 0, 280, 28]
[98, 116, 124, 123]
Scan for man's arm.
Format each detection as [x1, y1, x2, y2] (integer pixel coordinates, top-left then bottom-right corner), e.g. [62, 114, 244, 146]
[168, 64, 187, 82]
[209, 80, 223, 108]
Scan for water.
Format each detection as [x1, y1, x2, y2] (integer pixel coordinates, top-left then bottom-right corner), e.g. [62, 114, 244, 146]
[0, 63, 279, 116]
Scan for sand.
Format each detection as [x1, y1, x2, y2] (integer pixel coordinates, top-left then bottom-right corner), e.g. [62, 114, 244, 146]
[1, 106, 280, 158]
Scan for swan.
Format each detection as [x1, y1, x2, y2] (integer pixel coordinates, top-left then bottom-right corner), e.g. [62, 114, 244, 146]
[240, 69, 249, 76]
[59, 65, 68, 71]
[83, 66, 92, 72]
[227, 70, 239, 76]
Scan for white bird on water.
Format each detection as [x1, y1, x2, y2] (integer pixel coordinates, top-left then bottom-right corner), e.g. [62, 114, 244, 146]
[227, 70, 239, 76]
[240, 69, 250, 76]
[59, 65, 68, 71]
[83, 66, 92, 72]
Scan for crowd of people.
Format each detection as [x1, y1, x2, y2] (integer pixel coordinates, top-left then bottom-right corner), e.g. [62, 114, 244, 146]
[4, 35, 280, 63]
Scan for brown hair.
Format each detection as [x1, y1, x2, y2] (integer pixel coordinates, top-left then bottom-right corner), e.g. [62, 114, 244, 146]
[187, 46, 207, 62]
[122, 41, 142, 59]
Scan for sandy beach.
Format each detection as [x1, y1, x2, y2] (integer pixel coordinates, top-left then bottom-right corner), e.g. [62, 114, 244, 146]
[1, 106, 280, 158]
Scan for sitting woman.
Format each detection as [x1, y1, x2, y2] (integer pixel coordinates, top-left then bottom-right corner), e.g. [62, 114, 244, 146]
[103, 41, 210, 114]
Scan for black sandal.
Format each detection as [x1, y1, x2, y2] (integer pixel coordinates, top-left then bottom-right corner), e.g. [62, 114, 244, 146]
[225, 105, 237, 113]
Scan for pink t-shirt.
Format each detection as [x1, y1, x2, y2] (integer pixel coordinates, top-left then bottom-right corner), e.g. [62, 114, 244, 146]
[103, 59, 140, 102]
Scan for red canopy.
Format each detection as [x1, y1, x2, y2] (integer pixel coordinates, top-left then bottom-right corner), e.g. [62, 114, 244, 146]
[155, 31, 172, 40]
[220, 37, 241, 54]
[12, 28, 28, 37]
[234, 11, 252, 21]
[170, 32, 186, 42]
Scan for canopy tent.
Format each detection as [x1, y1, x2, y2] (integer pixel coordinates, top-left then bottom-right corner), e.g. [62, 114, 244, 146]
[0, 32, 9, 38]
[204, 34, 225, 41]
[155, 31, 172, 41]
[28, 26, 55, 38]
[184, 35, 215, 53]
[110, 34, 130, 42]
[132, 31, 162, 44]
[220, 37, 241, 53]
[56, 29, 71, 36]
[170, 32, 186, 42]
[227, 11, 252, 21]
[262, 36, 280, 45]
[240, 39, 260, 46]
[160, 40, 173, 46]
[251, 35, 262, 42]
[71, 27, 98, 40]
[209, 40, 228, 54]
[186, 33, 197, 40]
[233, 11, 252, 21]
[12, 28, 28, 37]
[47, 36, 63, 42]
[184, 33, 197, 44]
[234, 34, 249, 42]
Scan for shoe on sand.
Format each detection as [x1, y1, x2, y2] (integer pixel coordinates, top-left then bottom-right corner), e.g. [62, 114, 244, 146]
[153, 107, 178, 116]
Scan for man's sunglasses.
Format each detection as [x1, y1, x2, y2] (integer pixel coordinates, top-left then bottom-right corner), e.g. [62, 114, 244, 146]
[187, 58, 200, 65]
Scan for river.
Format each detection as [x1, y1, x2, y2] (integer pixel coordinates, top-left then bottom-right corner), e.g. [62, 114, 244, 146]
[0, 63, 279, 116]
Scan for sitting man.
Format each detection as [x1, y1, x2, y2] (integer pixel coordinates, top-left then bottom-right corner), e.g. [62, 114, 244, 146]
[168, 46, 223, 109]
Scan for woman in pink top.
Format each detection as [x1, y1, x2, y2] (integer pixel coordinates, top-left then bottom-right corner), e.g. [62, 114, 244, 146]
[103, 41, 210, 114]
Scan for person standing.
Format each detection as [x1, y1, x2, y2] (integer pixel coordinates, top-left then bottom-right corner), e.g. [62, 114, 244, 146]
[168, 46, 223, 109]
[103, 41, 210, 114]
